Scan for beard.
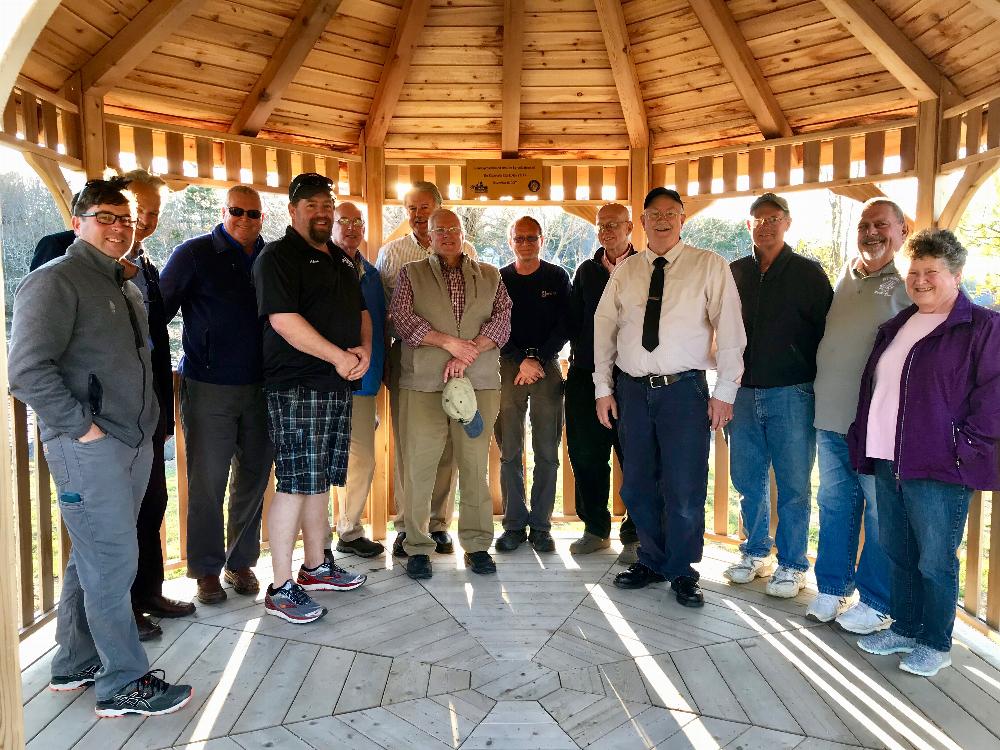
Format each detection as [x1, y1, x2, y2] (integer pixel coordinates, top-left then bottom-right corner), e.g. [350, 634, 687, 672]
[308, 219, 332, 245]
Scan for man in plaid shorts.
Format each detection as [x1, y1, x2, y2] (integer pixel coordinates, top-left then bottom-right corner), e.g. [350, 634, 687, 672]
[252, 173, 370, 623]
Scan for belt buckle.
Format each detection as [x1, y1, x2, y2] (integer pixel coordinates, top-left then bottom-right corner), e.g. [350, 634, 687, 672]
[647, 374, 668, 388]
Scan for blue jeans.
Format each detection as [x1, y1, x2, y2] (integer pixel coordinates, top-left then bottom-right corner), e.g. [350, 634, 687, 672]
[814, 430, 889, 611]
[873, 460, 972, 653]
[616, 372, 710, 581]
[728, 384, 816, 571]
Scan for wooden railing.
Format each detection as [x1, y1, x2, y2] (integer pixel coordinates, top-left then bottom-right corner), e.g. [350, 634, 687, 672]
[0, 78, 84, 170]
[10, 374, 998, 639]
[940, 88, 1000, 173]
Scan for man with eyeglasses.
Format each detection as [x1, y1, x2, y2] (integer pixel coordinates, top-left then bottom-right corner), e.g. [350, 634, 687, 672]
[594, 187, 745, 608]
[376, 181, 477, 559]
[724, 193, 833, 600]
[323, 201, 387, 559]
[566, 203, 639, 562]
[9, 178, 194, 716]
[389, 209, 511, 579]
[118, 169, 198, 638]
[160, 185, 275, 607]
[494, 216, 570, 554]
[807, 198, 911, 633]
[252, 173, 369, 623]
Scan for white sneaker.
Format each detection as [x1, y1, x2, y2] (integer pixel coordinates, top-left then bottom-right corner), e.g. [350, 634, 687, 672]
[806, 593, 852, 622]
[723, 553, 776, 584]
[766, 565, 806, 598]
[836, 601, 892, 634]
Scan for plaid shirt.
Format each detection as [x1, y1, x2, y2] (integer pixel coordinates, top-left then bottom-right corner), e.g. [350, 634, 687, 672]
[390, 260, 511, 349]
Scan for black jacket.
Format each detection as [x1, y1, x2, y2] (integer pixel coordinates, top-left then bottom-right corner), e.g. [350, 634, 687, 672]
[29, 230, 75, 272]
[567, 246, 636, 372]
[730, 244, 833, 388]
[135, 253, 175, 438]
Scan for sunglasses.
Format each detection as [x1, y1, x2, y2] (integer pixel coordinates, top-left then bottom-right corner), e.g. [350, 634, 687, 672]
[226, 206, 263, 219]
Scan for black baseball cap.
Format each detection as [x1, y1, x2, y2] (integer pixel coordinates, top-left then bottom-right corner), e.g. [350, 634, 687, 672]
[643, 187, 685, 209]
[749, 192, 790, 214]
[289, 172, 334, 202]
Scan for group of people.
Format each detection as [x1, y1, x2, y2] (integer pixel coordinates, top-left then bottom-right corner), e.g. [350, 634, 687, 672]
[7, 171, 998, 719]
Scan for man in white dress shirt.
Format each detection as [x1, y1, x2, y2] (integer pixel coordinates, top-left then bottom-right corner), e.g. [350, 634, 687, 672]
[594, 187, 746, 607]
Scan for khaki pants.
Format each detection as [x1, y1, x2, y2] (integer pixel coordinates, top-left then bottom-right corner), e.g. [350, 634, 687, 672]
[388, 341, 456, 532]
[333, 394, 377, 542]
[400, 388, 500, 556]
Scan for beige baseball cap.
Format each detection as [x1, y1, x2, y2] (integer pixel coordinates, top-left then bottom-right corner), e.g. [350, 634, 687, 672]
[441, 377, 484, 438]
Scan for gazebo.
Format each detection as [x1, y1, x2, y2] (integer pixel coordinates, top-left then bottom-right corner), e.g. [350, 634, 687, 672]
[1, 1, 999, 748]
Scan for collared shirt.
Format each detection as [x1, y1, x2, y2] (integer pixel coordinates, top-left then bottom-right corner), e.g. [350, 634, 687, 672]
[593, 241, 746, 403]
[390, 256, 512, 349]
[375, 232, 478, 306]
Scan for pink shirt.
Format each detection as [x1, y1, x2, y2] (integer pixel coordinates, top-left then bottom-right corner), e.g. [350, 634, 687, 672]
[866, 312, 947, 460]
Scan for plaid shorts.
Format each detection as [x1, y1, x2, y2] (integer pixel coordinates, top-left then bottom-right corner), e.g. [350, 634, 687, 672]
[265, 386, 353, 495]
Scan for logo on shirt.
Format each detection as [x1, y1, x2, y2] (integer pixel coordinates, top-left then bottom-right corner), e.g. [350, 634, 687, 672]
[108, 300, 116, 314]
[309, 259, 320, 264]
[541, 290, 557, 298]
[875, 277, 900, 297]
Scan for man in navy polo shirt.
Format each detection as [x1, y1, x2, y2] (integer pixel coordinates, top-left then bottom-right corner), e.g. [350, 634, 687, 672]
[160, 185, 275, 606]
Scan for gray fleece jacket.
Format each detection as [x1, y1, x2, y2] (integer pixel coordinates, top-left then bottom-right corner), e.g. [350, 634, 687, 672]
[8, 239, 159, 447]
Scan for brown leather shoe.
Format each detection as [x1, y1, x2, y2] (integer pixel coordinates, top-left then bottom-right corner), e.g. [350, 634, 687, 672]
[196, 576, 228, 605]
[223, 567, 260, 596]
[134, 609, 162, 641]
[134, 594, 196, 618]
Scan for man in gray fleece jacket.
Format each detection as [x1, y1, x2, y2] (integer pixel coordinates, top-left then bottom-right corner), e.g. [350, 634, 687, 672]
[8, 178, 191, 718]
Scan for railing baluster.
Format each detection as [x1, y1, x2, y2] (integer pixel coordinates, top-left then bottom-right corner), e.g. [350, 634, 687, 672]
[33, 418, 54, 613]
[964, 490, 983, 618]
[11, 399, 34, 628]
[713, 429, 729, 536]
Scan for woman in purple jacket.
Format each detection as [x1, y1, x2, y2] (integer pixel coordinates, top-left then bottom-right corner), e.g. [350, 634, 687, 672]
[848, 228, 1000, 677]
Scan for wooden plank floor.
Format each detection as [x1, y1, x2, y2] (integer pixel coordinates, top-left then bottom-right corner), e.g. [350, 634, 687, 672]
[19, 533, 1000, 750]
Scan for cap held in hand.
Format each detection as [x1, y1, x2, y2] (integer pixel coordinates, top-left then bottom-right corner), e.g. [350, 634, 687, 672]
[442, 377, 484, 438]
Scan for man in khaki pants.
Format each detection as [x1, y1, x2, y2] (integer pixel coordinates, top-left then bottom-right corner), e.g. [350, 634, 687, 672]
[388, 209, 511, 579]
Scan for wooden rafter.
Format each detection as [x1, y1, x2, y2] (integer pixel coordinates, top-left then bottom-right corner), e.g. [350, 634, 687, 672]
[968, 0, 1000, 22]
[820, 0, 961, 103]
[688, 0, 792, 140]
[594, 0, 648, 149]
[501, 0, 524, 158]
[365, 0, 432, 148]
[229, 0, 342, 137]
[80, 0, 201, 95]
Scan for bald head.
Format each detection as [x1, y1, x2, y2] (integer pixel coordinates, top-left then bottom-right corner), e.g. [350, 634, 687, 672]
[596, 202, 632, 258]
[333, 201, 365, 257]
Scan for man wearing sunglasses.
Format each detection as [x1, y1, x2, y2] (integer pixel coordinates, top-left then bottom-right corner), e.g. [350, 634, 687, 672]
[160, 185, 275, 607]
[9, 178, 193, 716]
[724, 193, 833, 599]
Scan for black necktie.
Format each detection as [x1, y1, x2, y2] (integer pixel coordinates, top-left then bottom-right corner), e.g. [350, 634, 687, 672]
[642, 257, 667, 352]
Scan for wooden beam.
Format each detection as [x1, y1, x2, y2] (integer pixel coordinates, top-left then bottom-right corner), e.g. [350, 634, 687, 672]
[688, 0, 793, 140]
[915, 99, 941, 229]
[22, 152, 73, 225]
[80, 0, 202, 95]
[500, 0, 524, 158]
[630, 147, 649, 249]
[968, 0, 1000, 22]
[229, 0, 342, 136]
[595, 0, 649, 148]
[63, 73, 107, 178]
[820, 0, 961, 103]
[939, 157, 1000, 229]
[365, 0, 432, 147]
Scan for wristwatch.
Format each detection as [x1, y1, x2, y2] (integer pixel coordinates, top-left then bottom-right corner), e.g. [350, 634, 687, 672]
[523, 348, 539, 360]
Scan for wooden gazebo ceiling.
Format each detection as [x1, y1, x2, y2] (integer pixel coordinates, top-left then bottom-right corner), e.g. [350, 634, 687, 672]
[21, 0, 1000, 161]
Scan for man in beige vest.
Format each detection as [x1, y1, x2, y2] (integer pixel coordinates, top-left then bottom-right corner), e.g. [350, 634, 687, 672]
[388, 209, 512, 579]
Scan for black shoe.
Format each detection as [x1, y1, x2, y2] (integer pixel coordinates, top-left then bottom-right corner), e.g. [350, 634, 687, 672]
[134, 610, 162, 641]
[613, 562, 667, 590]
[336, 536, 385, 558]
[392, 532, 408, 558]
[464, 551, 497, 575]
[671, 575, 704, 608]
[431, 530, 454, 554]
[528, 529, 555, 553]
[94, 669, 193, 718]
[406, 554, 433, 579]
[50, 663, 101, 692]
[495, 528, 527, 552]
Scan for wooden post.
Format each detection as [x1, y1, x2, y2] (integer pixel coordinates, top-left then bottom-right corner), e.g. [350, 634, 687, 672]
[64, 73, 107, 179]
[914, 99, 941, 230]
[630, 147, 649, 249]
[713, 429, 730, 536]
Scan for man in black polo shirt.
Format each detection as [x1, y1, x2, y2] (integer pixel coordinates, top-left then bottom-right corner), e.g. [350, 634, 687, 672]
[253, 173, 370, 624]
[724, 193, 833, 599]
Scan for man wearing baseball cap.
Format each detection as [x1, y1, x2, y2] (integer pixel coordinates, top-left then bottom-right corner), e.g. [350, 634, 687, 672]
[724, 193, 833, 599]
[252, 172, 370, 624]
[593, 187, 745, 607]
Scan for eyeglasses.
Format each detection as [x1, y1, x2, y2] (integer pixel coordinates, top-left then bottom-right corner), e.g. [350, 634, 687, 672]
[431, 226, 462, 236]
[751, 215, 786, 228]
[596, 221, 627, 232]
[512, 235, 540, 244]
[289, 172, 334, 202]
[226, 206, 263, 219]
[335, 217, 365, 228]
[76, 211, 135, 227]
[643, 209, 684, 222]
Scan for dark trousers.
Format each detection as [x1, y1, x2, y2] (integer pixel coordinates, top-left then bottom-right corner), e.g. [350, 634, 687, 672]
[616, 372, 710, 580]
[564, 366, 636, 542]
[182, 378, 273, 578]
[132, 427, 166, 601]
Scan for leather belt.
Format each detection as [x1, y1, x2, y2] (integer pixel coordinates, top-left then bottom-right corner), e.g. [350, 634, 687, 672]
[623, 370, 701, 389]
